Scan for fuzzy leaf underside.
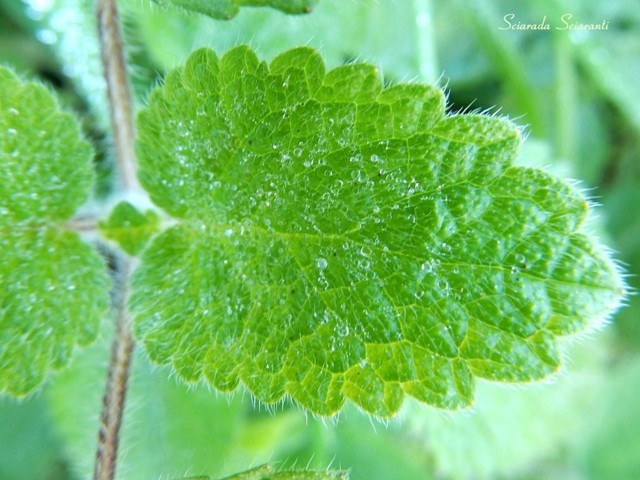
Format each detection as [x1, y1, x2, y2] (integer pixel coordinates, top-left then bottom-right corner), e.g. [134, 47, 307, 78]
[0, 67, 109, 396]
[153, 0, 318, 20]
[132, 46, 624, 416]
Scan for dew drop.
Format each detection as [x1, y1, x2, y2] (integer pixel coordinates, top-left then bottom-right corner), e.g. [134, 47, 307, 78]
[316, 257, 328, 270]
[293, 148, 303, 157]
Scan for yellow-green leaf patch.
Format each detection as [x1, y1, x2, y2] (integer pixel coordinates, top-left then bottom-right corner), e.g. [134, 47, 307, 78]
[99, 201, 160, 255]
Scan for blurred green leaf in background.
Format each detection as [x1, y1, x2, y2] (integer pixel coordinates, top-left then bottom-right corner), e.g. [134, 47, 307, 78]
[0, 0, 638, 479]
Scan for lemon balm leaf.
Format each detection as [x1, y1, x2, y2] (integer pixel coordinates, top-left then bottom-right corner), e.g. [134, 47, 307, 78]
[0, 67, 109, 397]
[132, 46, 625, 416]
[152, 0, 318, 20]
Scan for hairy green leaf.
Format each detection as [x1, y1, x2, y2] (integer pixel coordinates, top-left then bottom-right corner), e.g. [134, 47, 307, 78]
[99, 201, 160, 255]
[0, 66, 109, 396]
[219, 464, 348, 480]
[132, 46, 624, 416]
[153, 0, 318, 20]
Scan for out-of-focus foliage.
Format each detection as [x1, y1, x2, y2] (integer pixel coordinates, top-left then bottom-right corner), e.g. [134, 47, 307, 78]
[151, 0, 318, 21]
[0, 0, 638, 479]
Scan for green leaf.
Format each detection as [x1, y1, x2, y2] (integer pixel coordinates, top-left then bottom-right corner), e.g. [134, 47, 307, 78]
[132, 46, 624, 416]
[219, 464, 348, 480]
[153, 0, 318, 20]
[0, 66, 109, 396]
[99, 201, 160, 255]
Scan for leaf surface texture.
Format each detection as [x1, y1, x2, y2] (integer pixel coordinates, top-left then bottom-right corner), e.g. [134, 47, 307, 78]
[132, 46, 624, 416]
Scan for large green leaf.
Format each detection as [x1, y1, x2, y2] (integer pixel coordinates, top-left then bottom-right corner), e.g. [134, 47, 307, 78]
[132, 46, 624, 416]
[219, 464, 347, 480]
[153, 0, 318, 20]
[0, 66, 109, 396]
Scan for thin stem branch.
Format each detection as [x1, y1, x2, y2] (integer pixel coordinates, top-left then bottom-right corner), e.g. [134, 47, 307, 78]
[94, 0, 138, 478]
[94, 255, 135, 480]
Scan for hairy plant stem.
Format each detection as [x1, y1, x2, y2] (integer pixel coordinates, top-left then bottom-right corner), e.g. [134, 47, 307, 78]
[94, 0, 137, 478]
[96, 0, 139, 193]
[94, 255, 135, 480]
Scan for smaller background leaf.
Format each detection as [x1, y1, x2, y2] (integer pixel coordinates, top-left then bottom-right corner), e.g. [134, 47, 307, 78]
[152, 0, 318, 20]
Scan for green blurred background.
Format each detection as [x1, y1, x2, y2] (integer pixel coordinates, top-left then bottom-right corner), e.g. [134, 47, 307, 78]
[1, 0, 639, 478]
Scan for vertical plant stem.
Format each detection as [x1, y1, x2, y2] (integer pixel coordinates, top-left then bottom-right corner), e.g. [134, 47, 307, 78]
[94, 255, 135, 480]
[96, 0, 139, 192]
[94, 0, 137, 478]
